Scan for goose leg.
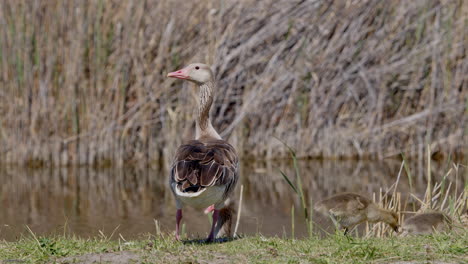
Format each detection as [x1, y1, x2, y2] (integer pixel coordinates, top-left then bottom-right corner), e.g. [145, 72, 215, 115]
[204, 204, 215, 214]
[206, 209, 220, 242]
[329, 214, 340, 230]
[343, 227, 349, 235]
[175, 209, 182, 241]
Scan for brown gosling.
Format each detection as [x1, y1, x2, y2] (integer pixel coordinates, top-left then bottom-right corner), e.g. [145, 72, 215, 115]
[400, 212, 452, 235]
[314, 192, 399, 234]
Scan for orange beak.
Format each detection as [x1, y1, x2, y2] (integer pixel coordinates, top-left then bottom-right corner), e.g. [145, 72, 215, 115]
[167, 67, 190, 80]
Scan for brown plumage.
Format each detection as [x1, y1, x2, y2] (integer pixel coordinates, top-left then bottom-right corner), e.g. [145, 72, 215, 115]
[167, 63, 239, 242]
[171, 139, 238, 197]
[216, 201, 236, 237]
[401, 212, 452, 235]
[314, 192, 399, 234]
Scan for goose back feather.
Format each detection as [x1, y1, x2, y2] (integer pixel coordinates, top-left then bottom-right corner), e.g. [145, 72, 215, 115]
[170, 138, 238, 208]
[401, 212, 452, 235]
[315, 193, 371, 215]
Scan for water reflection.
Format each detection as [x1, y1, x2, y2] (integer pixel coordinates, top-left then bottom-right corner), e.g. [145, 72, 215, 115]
[0, 159, 464, 241]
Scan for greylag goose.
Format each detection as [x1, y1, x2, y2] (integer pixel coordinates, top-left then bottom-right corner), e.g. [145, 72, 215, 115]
[314, 192, 399, 234]
[400, 212, 452, 235]
[167, 63, 238, 242]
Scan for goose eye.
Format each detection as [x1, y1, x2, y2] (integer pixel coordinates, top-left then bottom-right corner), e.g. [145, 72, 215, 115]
[195, 66, 199, 70]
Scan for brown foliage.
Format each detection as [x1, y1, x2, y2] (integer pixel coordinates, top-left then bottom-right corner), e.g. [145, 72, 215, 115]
[0, 0, 466, 166]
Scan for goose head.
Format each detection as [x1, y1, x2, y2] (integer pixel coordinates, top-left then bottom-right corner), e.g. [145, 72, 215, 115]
[167, 63, 214, 85]
[368, 205, 399, 232]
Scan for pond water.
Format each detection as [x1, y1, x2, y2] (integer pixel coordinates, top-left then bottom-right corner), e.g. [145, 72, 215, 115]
[0, 158, 464, 241]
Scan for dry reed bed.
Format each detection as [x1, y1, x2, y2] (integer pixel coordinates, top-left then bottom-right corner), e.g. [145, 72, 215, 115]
[0, 0, 466, 166]
[363, 160, 466, 238]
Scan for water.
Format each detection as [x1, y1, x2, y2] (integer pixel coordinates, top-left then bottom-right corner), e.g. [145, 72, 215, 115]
[0, 159, 464, 241]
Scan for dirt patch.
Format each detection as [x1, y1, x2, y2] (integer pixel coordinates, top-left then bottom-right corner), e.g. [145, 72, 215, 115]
[388, 260, 458, 264]
[144, 251, 246, 264]
[57, 251, 140, 264]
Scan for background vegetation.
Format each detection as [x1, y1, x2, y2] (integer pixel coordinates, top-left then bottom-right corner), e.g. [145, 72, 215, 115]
[0, 0, 466, 166]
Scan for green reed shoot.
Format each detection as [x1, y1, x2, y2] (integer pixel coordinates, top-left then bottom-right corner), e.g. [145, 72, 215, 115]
[291, 205, 294, 240]
[426, 145, 432, 209]
[276, 137, 312, 237]
[401, 153, 415, 211]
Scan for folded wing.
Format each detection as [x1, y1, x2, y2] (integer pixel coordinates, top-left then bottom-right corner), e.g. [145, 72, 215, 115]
[170, 139, 238, 198]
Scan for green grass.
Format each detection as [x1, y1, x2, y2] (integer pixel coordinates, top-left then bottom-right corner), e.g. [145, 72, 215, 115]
[1, 232, 466, 264]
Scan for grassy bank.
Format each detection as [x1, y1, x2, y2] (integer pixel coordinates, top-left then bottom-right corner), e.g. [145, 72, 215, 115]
[1, 232, 467, 264]
[0, 0, 466, 166]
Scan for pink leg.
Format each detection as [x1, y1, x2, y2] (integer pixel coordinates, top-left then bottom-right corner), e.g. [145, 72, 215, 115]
[175, 209, 182, 241]
[206, 209, 220, 242]
[204, 204, 215, 214]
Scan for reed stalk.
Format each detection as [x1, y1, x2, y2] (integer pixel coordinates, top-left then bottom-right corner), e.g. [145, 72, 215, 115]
[277, 137, 313, 237]
[234, 184, 244, 238]
[291, 205, 295, 240]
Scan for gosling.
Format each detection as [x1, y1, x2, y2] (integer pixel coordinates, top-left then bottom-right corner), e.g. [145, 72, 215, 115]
[314, 192, 399, 234]
[400, 212, 452, 235]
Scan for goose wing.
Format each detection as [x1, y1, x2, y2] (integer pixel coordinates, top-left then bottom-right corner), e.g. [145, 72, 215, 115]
[170, 139, 238, 198]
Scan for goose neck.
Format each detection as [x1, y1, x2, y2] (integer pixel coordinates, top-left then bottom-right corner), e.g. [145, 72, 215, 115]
[196, 81, 221, 139]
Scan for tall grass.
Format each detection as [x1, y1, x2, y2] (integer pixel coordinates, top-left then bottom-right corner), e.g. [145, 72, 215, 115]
[0, 0, 466, 166]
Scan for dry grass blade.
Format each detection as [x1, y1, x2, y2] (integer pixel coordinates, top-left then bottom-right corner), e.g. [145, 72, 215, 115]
[234, 184, 244, 237]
